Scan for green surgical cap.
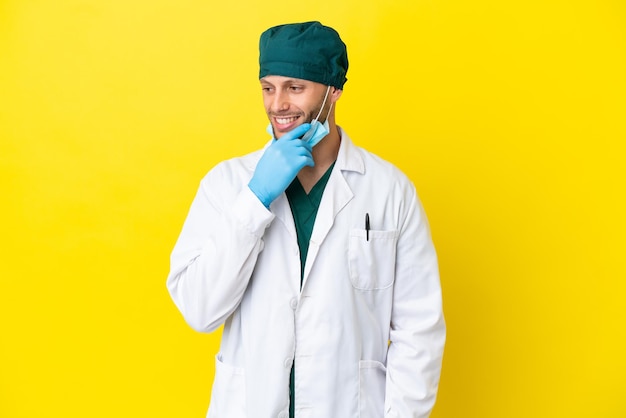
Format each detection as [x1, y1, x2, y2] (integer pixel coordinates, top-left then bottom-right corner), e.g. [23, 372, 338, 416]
[259, 21, 348, 90]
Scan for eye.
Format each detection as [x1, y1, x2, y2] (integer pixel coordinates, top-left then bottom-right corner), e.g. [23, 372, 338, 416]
[290, 85, 303, 92]
[262, 86, 274, 93]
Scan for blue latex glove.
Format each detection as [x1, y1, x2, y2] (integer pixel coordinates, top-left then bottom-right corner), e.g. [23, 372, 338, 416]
[249, 123, 313, 208]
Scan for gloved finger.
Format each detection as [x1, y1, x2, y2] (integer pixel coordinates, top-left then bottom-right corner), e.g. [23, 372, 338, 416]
[299, 138, 313, 153]
[283, 136, 313, 154]
[293, 154, 315, 170]
[279, 123, 311, 141]
[281, 138, 312, 153]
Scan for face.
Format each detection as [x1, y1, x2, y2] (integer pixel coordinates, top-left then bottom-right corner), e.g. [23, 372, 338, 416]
[260, 75, 336, 139]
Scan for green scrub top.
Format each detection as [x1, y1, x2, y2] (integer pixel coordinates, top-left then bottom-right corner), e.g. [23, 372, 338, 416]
[285, 162, 335, 283]
[285, 162, 335, 418]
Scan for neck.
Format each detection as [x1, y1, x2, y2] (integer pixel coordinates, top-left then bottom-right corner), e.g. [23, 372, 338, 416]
[297, 120, 341, 193]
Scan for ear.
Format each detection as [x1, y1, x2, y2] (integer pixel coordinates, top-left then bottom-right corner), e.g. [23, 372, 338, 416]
[330, 87, 343, 103]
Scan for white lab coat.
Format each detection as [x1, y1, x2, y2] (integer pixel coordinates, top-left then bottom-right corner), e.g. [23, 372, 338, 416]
[167, 128, 445, 418]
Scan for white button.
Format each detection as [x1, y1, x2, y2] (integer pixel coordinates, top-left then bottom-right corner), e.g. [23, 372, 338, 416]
[290, 298, 298, 309]
[284, 357, 293, 368]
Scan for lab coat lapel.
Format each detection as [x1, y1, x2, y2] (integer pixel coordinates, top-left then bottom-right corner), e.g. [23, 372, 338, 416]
[301, 129, 364, 289]
[301, 172, 352, 288]
[271, 193, 297, 242]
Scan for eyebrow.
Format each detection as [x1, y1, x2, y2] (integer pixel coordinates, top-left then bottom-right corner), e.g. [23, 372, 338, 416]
[260, 77, 308, 86]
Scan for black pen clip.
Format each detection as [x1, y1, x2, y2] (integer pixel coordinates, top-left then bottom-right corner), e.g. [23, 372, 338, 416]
[365, 213, 370, 241]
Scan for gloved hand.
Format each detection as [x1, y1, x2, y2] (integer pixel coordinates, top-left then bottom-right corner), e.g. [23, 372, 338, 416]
[249, 123, 313, 208]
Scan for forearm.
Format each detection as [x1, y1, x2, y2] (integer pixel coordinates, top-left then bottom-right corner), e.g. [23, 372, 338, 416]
[167, 182, 274, 333]
[385, 296, 446, 417]
[385, 189, 446, 417]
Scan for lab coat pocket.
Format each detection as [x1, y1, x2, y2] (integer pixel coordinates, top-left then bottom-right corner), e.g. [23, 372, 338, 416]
[359, 360, 387, 418]
[349, 229, 398, 290]
[207, 354, 246, 418]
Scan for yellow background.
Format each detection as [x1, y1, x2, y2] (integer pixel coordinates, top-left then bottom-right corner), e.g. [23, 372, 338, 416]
[1, 0, 625, 417]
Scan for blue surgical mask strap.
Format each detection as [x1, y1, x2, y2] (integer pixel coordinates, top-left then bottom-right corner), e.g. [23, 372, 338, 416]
[314, 85, 332, 124]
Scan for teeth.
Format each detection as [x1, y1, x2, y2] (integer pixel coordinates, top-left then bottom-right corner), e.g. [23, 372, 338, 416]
[276, 117, 298, 125]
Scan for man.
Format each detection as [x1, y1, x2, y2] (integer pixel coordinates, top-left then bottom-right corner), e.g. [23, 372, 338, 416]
[167, 21, 445, 418]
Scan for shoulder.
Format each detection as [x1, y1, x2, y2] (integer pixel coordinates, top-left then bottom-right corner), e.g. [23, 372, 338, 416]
[191, 146, 267, 209]
[339, 129, 415, 193]
[362, 148, 410, 182]
[200, 146, 265, 186]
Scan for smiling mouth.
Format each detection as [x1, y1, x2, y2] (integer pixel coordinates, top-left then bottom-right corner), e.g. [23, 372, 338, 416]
[274, 116, 300, 125]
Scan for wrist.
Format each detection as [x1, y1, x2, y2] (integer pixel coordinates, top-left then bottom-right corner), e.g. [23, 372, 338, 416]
[248, 181, 272, 208]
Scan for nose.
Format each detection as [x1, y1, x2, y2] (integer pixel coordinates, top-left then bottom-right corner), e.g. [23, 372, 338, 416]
[270, 89, 289, 113]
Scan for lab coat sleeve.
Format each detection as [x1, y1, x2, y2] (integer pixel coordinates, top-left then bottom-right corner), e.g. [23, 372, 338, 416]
[166, 166, 275, 333]
[385, 185, 446, 418]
